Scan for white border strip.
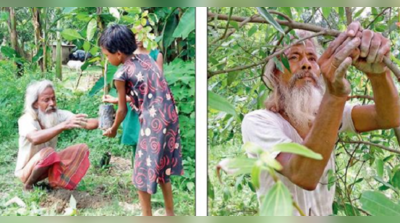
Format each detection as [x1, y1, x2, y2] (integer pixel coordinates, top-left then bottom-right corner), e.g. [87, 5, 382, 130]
[195, 7, 208, 216]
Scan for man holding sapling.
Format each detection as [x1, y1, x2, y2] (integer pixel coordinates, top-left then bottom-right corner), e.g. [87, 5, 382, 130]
[15, 80, 99, 191]
[239, 22, 400, 215]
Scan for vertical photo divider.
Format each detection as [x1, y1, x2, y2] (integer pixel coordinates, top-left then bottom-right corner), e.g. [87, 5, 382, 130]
[196, 7, 208, 216]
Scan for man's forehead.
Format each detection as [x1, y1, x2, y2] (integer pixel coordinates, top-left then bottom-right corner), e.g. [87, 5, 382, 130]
[285, 40, 317, 54]
[39, 87, 55, 98]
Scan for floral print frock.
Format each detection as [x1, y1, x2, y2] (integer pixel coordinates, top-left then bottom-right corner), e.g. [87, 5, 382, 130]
[113, 54, 183, 194]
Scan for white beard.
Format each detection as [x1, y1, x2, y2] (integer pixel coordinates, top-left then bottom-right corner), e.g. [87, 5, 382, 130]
[37, 108, 59, 129]
[278, 79, 323, 132]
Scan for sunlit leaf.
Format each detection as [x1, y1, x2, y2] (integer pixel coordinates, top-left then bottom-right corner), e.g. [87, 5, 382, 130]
[270, 143, 323, 160]
[360, 191, 400, 216]
[256, 7, 285, 34]
[260, 181, 293, 216]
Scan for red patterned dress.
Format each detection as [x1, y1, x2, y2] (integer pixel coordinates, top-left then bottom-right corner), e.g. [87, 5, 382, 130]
[113, 54, 183, 194]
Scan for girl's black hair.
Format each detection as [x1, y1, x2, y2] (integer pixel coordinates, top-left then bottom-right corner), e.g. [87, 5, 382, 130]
[99, 24, 137, 55]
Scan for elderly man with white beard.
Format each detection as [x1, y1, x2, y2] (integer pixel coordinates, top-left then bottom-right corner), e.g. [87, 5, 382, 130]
[15, 80, 99, 191]
[241, 22, 400, 215]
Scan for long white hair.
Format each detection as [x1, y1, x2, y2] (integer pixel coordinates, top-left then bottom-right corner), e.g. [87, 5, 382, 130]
[23, 80, 55, 120]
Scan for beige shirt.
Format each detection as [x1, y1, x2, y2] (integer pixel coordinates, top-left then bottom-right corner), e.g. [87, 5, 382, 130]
[242, 103, 356, 216]
[15, 110, 74, 178]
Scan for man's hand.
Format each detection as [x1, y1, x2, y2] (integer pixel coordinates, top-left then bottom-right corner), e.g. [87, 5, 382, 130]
[102, 95, 118, 104]
[318, 23, 361, 97]
[63, 114, 88, 130]
[353, 30, 390, 75]
[102, 127, 117, 138]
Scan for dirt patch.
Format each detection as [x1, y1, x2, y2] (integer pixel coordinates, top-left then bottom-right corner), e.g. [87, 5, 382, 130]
[40, 189, 111, 213]
[109, 156, 132, 176]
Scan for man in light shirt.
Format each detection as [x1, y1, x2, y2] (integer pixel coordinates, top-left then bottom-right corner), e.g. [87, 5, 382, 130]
[16, 80, 99, 190]
[242, 22, 400, 215]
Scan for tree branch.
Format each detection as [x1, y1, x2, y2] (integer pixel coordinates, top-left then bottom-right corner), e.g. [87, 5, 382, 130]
[345, 7, 353, 25]
[208, 31, 327, 78]
[340, 140, 400, 155]
[207, 12, 400, 82]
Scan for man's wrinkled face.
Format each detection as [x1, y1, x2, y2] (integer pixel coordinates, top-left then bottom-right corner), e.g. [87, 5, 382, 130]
[34, 87, 57, 114]
[278, 40, 321, 89]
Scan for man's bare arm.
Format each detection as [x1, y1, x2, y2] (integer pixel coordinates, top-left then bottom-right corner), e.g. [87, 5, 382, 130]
[277, 23, 361, 190]
[26, 114, 88, 145]
[351, 30, 400, 132]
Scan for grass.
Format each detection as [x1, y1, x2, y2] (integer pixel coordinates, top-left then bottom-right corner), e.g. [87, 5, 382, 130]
[208, 141, 259, 216]
[0, 65, 194, 216]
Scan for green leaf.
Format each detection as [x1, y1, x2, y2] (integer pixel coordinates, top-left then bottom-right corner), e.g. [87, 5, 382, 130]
[281, 7, 292, 19]
[223, 187, 231, 202]
[162, 9, 179, 49]
[376, 159, 384, 178]
[31, 48, 43, 63]
[281, 54, 291, 73]
[62, 7, 77, 14]
[260, 152, 283, 171]
[61, 29, 84, 41]
[391, 170, 400, 189]
[354, 7, 366, 18]
[322, 7, 332, 19]
[251, 162, 262, 189]
[0, 46, 17, 58]
[229, 21, 239, 30]
[360, 191, 400, 216]
[80, 61, 90, 71]
[0, 11, 9, 22]
[256, 7, 285, 34]
[344, 203, 360, 216]
[83, 41, 91, 52]
[260, 181, 293, 216]
[273, 57, 284, 73]
[173, 7, 195, 40]
[207, 176, 215, 199]
[89, 77, 104, 96]
[248, 25, 257, 37]
[186, 182, 194, 191]
[208, 90, 237, 117]
[226, 158, 257, 175]
[86, 19, 97, 41]
[242, 142, 264, 155]
[270, 143, 323, 160]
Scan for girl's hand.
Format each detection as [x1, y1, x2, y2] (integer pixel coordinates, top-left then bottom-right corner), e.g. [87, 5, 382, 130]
[103, 127, 117, 138]
[102, 95, 118, 104]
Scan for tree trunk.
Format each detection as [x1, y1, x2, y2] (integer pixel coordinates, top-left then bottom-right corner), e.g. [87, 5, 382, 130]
[31, 7, 44, 72]
[55, 19, 62, 80]
[6, 7, 24, 77]
[42, 7, 48, 73]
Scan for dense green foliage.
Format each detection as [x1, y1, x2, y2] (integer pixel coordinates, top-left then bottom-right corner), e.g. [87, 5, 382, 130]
[0, 7, 195, 216]
[208, 7, 400, 216]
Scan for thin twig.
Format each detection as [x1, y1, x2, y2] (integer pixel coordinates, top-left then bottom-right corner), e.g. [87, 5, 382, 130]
[340, 140, 400, 155]
[366, 7, 390, 29]
[347, 95, 374, 100]
[292, 201, 306, 216]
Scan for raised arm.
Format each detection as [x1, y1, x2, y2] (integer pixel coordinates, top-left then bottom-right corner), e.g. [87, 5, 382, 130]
[277, 24, 361, 190]
[351, 30, 400, 132]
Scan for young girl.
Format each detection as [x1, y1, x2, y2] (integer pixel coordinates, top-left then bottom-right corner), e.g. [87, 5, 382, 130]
[100, 24, 183, 216]
[102, 24, 163, 151]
